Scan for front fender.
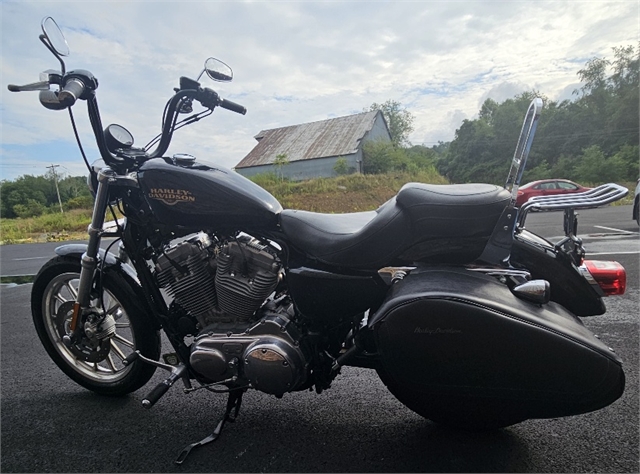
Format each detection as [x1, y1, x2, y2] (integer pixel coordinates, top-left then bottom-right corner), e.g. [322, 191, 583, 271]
[55, 243, 140, 284]
[54, 243, 161, 329]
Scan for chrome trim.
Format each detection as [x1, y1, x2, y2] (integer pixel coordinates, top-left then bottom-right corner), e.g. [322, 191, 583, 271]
[467, 267, 531, 279]
[518, 183, 628, 228]
[505, 98, 544, 199]
[512, 279, 550, 304]
[578, 264, 606, 297]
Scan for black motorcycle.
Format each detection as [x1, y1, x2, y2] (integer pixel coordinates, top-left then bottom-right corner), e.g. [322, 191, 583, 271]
[9, 17, 630, 464]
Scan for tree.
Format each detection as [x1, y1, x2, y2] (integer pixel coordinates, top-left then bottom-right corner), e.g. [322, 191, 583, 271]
[575, 145, 626, 183]
[367, 100, 414, 147]
[0, 173, 94, 218]
[440, 45, 638, 185]
[273, 153, 290, 181]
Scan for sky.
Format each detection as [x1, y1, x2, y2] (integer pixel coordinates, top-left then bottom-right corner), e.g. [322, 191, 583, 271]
[1, 1, 638, 181]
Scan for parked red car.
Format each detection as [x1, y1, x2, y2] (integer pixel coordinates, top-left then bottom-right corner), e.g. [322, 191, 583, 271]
[516, 179, 591, 206]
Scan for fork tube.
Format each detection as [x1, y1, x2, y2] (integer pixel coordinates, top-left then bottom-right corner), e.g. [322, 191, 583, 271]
[76, 167, 115, 309]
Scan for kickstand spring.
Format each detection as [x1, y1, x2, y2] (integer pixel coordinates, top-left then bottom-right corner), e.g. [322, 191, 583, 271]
[174, 390, 244, 465]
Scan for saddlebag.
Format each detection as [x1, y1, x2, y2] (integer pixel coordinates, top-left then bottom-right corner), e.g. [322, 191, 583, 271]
[369, 266, 624, 420]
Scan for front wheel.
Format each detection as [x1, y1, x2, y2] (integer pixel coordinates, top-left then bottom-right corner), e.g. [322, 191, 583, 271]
[31, 256, 160, 396]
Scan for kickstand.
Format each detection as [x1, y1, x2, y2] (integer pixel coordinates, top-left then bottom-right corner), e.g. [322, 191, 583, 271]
[174, 390, 244, 465]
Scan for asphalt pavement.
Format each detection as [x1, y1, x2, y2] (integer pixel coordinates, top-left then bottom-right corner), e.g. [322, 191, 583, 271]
[1, 205, 638, 472]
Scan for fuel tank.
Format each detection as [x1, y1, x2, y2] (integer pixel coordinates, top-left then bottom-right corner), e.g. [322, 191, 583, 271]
[369, 266, 624, 420]
[138, 158, 282, 232]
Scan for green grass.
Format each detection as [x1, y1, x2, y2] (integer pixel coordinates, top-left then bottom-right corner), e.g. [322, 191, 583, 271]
[0, 209, 94, 244]
[252, 169, 449, 212]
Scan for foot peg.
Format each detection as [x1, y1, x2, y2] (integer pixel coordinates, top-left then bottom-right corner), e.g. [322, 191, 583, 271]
[123, 350, 190, 408]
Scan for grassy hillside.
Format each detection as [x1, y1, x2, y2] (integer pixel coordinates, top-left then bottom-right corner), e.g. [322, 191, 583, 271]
[253, 169, 449, 213]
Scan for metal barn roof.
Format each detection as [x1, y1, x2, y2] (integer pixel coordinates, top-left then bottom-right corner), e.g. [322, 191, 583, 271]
[236, 110, 382, 169]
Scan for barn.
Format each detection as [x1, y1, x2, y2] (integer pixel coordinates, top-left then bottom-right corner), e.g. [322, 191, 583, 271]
[234, 110, 391, 180]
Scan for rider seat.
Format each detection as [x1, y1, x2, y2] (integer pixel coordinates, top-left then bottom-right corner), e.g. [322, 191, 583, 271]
[279, 182, 511, 270]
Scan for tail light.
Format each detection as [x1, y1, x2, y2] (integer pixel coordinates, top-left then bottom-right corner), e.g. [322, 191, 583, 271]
[581, 260, 626, 296]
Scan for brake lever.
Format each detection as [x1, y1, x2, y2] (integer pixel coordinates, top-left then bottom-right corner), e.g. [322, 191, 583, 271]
[8, 70, 63, 92]
[8, 80, 50, 92]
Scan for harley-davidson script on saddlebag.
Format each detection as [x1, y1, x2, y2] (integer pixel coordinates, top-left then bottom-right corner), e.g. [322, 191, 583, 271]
[9, 17, 630, 465]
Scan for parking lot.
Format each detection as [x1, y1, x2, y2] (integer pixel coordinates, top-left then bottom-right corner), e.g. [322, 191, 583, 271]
[1, 205, 638, 472]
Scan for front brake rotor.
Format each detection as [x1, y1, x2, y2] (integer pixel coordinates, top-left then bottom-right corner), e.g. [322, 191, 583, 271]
[56, 301, 111, 363]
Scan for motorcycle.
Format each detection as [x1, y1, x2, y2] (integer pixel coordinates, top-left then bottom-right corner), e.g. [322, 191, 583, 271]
[9, 17, 630, 465]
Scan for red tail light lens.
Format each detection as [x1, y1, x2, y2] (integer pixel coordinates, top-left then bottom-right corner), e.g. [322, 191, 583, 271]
[582, 260, 626, 296]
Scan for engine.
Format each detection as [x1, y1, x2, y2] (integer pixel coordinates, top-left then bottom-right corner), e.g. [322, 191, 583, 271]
[155, 233, 309, 396]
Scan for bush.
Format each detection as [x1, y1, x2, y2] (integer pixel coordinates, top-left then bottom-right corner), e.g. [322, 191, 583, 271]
[333, 157, 350, 175]
[13, 199, 46, 218]
[66, 195, 94, 210]
[362, 141, 396, 174]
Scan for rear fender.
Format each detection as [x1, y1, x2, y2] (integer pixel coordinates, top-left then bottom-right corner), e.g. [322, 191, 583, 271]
[511, 230, 605, 316]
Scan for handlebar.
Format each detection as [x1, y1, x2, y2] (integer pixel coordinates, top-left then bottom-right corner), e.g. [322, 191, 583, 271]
[9, 67, 246, 171]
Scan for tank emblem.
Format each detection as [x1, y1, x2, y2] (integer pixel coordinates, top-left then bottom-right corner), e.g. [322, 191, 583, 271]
[414, 327, 462, 335]
[148, 188, 196, 206]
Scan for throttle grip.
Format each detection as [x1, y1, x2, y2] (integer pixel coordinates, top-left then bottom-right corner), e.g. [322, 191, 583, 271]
[219, 98, 247, 115]
[58, 78, 85, 107]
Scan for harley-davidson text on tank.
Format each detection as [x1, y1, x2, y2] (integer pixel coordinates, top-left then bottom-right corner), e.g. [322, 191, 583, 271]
[148, 188, 196, 205]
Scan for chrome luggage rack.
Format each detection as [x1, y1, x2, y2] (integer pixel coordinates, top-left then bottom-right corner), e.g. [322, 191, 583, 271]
[517, 183, 628, 231]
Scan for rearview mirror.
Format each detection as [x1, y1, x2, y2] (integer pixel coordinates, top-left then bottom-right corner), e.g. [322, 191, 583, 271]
[41, 17, 69, 57]
[204, 57, 233, 82]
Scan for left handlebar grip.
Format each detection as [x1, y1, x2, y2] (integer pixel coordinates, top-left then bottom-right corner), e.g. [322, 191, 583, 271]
[59, 78, 85, 107]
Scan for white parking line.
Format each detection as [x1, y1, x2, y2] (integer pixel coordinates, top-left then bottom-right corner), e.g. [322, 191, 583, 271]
[594, 225, 636, 235]
[588, 251, 640, 255]
[12, 256, 49, 261]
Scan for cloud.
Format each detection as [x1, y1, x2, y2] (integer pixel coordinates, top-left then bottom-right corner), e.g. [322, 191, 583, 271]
[478, 81, 531, 108]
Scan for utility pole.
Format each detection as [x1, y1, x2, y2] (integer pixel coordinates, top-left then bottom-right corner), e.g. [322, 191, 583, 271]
[47, 164, 64, 213]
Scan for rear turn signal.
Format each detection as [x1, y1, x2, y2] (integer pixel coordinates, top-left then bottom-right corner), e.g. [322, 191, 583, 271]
[582, 260, 626, 296]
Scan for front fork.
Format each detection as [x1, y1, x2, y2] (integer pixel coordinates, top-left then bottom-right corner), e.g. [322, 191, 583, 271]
[68, 167, 117, 341]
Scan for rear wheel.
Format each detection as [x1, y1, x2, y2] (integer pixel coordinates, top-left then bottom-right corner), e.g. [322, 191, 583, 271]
[31, 256, 160, 396]
[376, 368, 526, 431]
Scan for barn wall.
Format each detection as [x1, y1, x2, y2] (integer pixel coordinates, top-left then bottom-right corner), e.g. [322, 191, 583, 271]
[235, 153, 359, 181]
